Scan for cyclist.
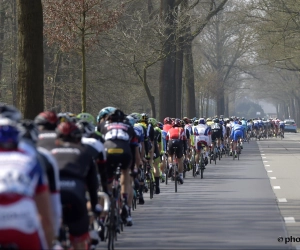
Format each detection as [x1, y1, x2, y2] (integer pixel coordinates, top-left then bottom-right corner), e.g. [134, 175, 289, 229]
[193, 118, 210, 173]
[19, 119, 62, 241]
[210, 118, 223, 157]
[231, 121, 244, 158]
[166, 118, 187, 184]
[98, 108, 139, 226]
[51, 121, 100, 250]
[279, 120, 285, 138]
[241, 118, 247, 141]
[149, 118, 162, 194]
[0, 118, 54, 249]
[35, 111, 59, 150]
[130, 113, 147, 204]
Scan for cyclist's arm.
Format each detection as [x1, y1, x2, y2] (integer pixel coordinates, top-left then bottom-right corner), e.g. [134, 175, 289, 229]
[34, 161, 54, 247]
[86, 159, 100, 212]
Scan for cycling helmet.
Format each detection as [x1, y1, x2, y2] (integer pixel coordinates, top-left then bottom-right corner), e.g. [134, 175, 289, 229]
[214, 118, 219, 123]
[130, 113, 141, 122]
[148, 118, 158, 127]
[77, 113, 95, 125]
[76, 120, 95, 137]
[158, 122, 163, 130]
[173, 118, 181, 127]
[56, 121, 82, 142]
[140, 113, 149, 123]
[163, 117, 172, 125]
[0, 118, 20, 148]
[198, 118, 205, 125]
[34, 111, 58, 130]
[206, 117, 212, 122]
[193, 120, 199, 126]
[20, 119, 39, 143]
[0, 103, 22, 122]
[182, 117, 190, 124]
[107, 109, 126, 123]
[126, 115, 136, 126]
[97, 107, 116, 122]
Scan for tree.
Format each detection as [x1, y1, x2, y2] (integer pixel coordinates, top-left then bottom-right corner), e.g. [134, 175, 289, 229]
[17, 0, 44, 119]
[43, 0, 122, 112]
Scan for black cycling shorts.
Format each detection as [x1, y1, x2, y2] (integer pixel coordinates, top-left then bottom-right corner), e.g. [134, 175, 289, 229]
[60, 179, 89, 238]
[105, 140, 132, 178]
[168, 139, 184, 159]
[211, 130, 222, 141]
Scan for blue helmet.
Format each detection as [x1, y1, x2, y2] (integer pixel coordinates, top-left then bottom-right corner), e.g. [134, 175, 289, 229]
[0, 118, 20, 147]
[97, 107, 116, 122]
[198, 118, 205, 125]
[126, 115, 136, 126]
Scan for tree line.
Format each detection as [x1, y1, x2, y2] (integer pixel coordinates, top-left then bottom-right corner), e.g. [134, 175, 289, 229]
[0, 0, 299, 124]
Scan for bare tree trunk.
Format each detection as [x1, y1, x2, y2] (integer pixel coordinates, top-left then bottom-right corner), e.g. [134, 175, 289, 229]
[81, 11, 87, 112]
[184, 36, 196, 118]
[17, 0, 44, 118]
[159, 0, 176, 121]
[11, 0, 17, 106]
[175, 36, 183, 118]
[0, 5, 5, 99]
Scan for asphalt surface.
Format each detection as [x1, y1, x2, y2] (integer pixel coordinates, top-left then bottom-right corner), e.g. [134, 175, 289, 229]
[97, 135, 298, 250]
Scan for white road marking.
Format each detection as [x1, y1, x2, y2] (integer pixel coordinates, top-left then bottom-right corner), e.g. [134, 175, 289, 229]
[261, 154, 265, 155]
[265, 165, 270, 167]
[273, 186, 281, 189]
[278, 198, 287, 202]
[262, 157, 267, 159]
[267, 170, 273, 173]
[263, 161, 268, 162]
[284, 217, 296, 223]
[270, 177, 277, 179]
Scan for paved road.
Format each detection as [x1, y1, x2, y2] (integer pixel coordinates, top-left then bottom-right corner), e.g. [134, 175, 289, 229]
[257, 132, 300, 250]
[99, 137, 295, 250]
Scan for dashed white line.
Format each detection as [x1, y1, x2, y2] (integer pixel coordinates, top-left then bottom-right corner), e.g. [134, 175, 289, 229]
[263, 161, 268, 162]
[261, 154, 265, 155]
[267, 170, 273, 173]
[262, 157, 267, 159]
[284, 217, 296, 223]
[270, 177, 277, 179]
[265, 165, 270, 167]
[278, 198, 287, 202]
[273, 186, 281, 189]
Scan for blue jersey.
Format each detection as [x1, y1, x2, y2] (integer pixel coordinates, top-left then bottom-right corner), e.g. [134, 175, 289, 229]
[134, 124, 144, 144]
[161, 130, 167, 152]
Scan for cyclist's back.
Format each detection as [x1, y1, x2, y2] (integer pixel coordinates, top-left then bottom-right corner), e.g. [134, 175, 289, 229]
[51, 121, 99, 250]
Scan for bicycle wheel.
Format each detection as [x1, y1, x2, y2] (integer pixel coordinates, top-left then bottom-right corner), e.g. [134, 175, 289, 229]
[218, 150, 221, 161]
[200, 167, 204, 179]
[174, 164, 177, 193]
[150, 179, 154, 199]
[214, 152, 217, 165]
[165, 168, 168, 185]
[107, 203, 115, 250]
[200, 154, 204, 179]
[237, 147, 240, 160]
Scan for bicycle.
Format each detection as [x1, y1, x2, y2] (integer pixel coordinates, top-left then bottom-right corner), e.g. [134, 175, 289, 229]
[194, 141, 206, 179]
[144, 158, 155, 199]
[105, 164, 124, 250]
[233, 137, 241, 161]
[209, 143, 218, 165]
[170, 146, 182, 193]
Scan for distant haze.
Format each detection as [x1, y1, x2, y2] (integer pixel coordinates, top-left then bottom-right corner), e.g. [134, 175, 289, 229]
[259, 101, 276, 113]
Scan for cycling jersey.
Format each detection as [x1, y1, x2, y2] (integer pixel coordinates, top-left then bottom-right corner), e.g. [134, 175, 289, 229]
[153, 127, 162, 159]
[51, 142, 99, 241]
[210, 122, 223, 141]
[163, 124, 172, 133]
[0, 149, 49, 249]
[37, 130, 56, 151]
[19, 139, 61, 237]
[166, 127, 186, 158]
[99, 120, 138, 178]
[193, 124, 211, 151]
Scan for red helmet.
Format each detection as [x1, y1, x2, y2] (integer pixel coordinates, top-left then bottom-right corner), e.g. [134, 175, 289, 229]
[163, 117, 172, 125]
[34, 111, 58, 128]
[56, 121, 82, 142]
[173, 118, 181, 127]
